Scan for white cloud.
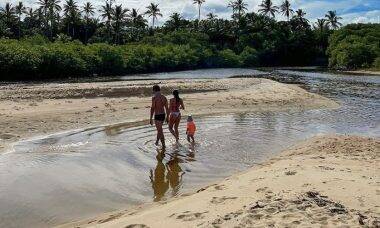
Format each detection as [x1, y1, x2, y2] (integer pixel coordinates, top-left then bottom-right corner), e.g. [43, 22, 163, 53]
[341, 10, 380, 24]
[1, 0, 378, 25]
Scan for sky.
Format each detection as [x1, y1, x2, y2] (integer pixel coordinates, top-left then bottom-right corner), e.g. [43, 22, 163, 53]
[2, 0, 380, 25]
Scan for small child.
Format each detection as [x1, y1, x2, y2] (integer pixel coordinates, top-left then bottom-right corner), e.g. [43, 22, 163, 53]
[186, 115, 196, 143]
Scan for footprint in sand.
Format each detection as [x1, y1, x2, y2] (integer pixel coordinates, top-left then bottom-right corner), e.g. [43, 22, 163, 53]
[125, 225, 150, 228]
[0, 133, 16, 140]
[176, 211, 208, 221]
[285, 171, 297, 175]
[97, 212, 124, 224]
[214, 184, 226, 190]
[210, 196, 238, 204]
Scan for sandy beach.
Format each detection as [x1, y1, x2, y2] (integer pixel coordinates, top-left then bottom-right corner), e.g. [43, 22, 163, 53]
[0, 78, 337, 153]
[61, 135, 380, 228]
[1, 76, 378, 228]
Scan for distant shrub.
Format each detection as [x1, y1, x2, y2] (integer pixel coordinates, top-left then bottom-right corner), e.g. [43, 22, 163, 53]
[37, 43, 88, 78]
[215, 49, 242, 67]
[240, 47, 259, 67]
[91, 44, 125, 75]
[0, 40, 41, 79]
[372, 57, 380, 69]
[21, 34, 49, 45]
[0, 36, 247, 80]
[327, 24, 380, 69]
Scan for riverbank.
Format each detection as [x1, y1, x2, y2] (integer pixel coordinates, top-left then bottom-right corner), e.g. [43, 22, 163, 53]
[61, 135, 380, 228]
[0, 78, 338, 153]
[343, 70, 380, 76]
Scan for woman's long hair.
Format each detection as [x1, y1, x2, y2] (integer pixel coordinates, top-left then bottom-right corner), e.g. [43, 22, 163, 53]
[173, 90, 180, 103]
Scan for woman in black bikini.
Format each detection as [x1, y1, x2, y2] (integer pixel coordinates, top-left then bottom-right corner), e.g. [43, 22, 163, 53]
[169, 90, 185, 142]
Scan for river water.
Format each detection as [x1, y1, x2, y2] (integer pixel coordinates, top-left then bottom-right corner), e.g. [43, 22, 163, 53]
[0, 69, 379, 227]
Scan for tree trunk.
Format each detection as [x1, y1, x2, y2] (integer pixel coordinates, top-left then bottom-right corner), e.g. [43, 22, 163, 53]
[18, 17, 21, 39]
[198, 5, 201, 21]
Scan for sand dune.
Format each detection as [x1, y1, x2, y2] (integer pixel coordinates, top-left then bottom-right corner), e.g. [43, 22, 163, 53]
[62, 135, 379, 228]
[0, 78, 338, 153]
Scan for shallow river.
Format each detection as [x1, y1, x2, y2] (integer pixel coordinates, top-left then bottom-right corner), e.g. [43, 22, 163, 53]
[0, 69, 379, 227]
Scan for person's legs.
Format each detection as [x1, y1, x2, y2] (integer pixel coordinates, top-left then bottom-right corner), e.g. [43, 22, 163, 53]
[155, 120, 165, 148]
[168, 115, 176, 139]
[174, 115, 181, 142]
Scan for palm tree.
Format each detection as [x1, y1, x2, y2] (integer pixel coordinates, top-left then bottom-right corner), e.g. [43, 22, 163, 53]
[37, 0, 49, 29]
[228, 0, 248, 20]
[82, 2, 95, 43]
[280, 0, 293, 21]
[325, 10, 342, 29]
[100, 1, 114, 40]
[63, 0, 79, 37]
[206, 12, 217, 20]
[165, 12, 183, 31]
[258, 0, 278, 18]
[145, 3, 162, 28]
[193, 0, 205, 21]
[294, 9, 308, 23]
[0, 3, 16, 25]
[82, 2, 94, 20]
[113, 4, 129, 44]
[314, 18, 328, 31]
[128, 8, 147, 29]
[46, 0, 61, 38]
[15, 2, 27, 38]
[24, 7, 39, 31]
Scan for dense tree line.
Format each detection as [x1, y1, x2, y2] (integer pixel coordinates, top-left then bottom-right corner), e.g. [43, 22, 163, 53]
[0, 0, 375, 80]
[327, 23, 380, 69]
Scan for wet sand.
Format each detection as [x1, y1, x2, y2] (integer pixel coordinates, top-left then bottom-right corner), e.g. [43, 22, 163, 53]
[62, 135, 380, 228]
[0, 78, 337, 153]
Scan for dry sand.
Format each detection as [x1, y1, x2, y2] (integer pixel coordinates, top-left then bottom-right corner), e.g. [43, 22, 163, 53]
[62, 135, 380, 228]
[0, 78, 337, 153]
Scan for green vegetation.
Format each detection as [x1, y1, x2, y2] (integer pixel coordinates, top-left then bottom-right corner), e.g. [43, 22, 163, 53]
[0, 0, 377, 80]
[327, 24, 380, 70]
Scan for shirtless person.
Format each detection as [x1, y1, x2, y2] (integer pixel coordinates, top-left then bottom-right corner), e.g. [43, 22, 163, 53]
[150, 85, 169, 148]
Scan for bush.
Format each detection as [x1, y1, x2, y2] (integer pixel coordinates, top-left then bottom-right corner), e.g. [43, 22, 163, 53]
[327, 24, 380, 69]
[38, 43, 88, 78]
[212, 49, 242, 67]
[240, 47, 259, 67]
[0, 35, 234, 80]
[372, 57, 380, 69]
[92, 44, 125, 75]
[0, 40, 41, 79]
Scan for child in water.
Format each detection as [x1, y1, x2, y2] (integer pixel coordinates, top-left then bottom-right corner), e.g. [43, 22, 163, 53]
[186, 115, 196, 143]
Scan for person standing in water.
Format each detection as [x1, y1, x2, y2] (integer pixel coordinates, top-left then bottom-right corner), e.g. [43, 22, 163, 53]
[150, 85, 169, 148]
[168, 90, 185, 142]
[186, 115, 196, 143]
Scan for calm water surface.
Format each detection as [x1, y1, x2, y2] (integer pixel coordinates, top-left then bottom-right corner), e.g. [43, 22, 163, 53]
[120, 68, 268, 80]
[0, 69, 379, 227]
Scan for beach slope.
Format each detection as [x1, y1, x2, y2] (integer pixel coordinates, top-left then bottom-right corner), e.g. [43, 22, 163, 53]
[64, 135, 379, 228]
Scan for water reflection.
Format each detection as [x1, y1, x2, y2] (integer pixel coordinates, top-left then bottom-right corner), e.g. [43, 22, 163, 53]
[150, 150, 168, 202]
[149, 144, 195, 201]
